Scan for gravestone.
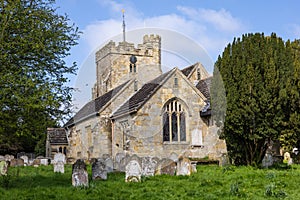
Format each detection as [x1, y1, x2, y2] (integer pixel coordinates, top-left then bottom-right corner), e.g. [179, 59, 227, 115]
[53, 153, 66, 173]
[169, 152, 179, 162]
[262, 153, 274, 168]
[92, 158, 107, 180]
[72, 159, 88, 187]
[125, 158, 142, 182]
[120, 155, 131, 172]
[141, 157, 159, 176]
[0, 160, 9, 176]
[105, 157, 114, 173]
[283, 152, 293, 165]
[20, 155, 29, 166]
[4, 155, 14, 161]
[176, 157, 192, 176]
[9, 159, 24, 167]
[155, 158, 176, 176]
[54, 161, 65, 173]
[40, 158, 48, 166]
[54, 153, 66, 164]
[114, 153, 126, 171]
[32, 158, 41, 167]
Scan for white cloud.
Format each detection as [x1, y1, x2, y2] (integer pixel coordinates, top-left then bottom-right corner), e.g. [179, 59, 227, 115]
[177, 6, 244, 33]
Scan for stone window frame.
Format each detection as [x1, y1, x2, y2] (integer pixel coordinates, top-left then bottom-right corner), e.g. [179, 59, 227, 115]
[162, 98, 186, 143]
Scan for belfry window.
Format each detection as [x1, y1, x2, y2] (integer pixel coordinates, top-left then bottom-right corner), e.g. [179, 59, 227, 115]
[162, 99, 186, 142]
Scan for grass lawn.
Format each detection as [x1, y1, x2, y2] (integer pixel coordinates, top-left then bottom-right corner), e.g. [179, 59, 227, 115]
[1, 164, 300, 199]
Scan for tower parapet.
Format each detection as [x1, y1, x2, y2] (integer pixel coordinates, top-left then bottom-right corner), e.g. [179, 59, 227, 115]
[92, 34, 162, 99]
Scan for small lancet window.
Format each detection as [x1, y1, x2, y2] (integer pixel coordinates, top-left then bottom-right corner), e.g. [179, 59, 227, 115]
[174, 77, 178, 87]
[197, 68, 201, 80]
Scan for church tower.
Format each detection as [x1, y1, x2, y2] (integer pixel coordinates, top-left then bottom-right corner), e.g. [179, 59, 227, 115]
[92, 12, 162, 99]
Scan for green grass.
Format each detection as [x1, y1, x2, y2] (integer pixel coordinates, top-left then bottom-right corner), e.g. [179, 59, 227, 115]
[1, 164, 300, 199]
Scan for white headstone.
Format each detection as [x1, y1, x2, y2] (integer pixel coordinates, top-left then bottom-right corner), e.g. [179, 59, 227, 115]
[20, 155, 29, 166]
[125, 160, 142, 182]
[54, 161, 65, 173]
[176, 157, 192, 176]
[54, 153, 66, 164]
[40, 159, 48, 166]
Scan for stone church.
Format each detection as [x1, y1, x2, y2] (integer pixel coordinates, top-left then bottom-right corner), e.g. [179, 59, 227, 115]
[62, 34, 227, 162]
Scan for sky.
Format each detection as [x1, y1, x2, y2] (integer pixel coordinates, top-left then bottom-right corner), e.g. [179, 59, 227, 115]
[54, 0, 300, 110]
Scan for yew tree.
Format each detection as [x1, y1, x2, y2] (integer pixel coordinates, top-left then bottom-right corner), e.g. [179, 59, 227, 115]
[0, 0, 80, 155]
[212, 33, 300, 165]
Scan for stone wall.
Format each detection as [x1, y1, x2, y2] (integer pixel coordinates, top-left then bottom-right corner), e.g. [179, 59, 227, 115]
[112, 69, 226, 160]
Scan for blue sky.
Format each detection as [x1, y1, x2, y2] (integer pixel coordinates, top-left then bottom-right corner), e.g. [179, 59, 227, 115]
[54, 0, 300, 110]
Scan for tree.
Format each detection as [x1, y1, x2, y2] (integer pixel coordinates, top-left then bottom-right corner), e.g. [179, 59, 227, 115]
[212, 33, 300, 165]
[0, 0, 80, 155]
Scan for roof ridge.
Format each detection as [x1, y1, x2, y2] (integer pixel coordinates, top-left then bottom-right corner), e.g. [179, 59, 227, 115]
[111, 69, 175, 119]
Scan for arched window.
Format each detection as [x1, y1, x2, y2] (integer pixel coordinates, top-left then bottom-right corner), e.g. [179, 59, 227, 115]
[59, 147, 62, 153]
[163, 99, 186, 142]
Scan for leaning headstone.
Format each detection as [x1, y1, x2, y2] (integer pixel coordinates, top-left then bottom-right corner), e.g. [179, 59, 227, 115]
[176, 157, 192, 176]
[141, 157, 159, 176]
[9, 159, 24, 167]
[155, 158, 176, 176]
[125, 159, 142, 182]
[20, 155, 29, 166]
[0, 160, 9, 176]
[54, 161, 65, 173]
[92, 158, 107, 180]
[72, 159, 88, 187]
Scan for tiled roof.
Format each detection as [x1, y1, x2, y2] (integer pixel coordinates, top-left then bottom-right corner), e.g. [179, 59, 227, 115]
[64, 80, 130, 127]
[47, 128, 68, 144]
[196, 77, 212, 99]
[181, 63, 197, 77]
[197, 77, 212, 117]
[111, 70, 173, 119]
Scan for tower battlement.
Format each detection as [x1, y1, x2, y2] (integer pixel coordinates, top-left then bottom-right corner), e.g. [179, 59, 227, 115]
[93, 34, 162, 99]
[95, 34, 161, 63]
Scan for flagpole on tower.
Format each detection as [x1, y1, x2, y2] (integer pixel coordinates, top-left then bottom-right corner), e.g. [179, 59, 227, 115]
[122, 9, 126, 43]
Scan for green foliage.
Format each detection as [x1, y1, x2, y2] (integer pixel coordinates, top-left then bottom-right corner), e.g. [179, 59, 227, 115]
[0, 0, 80, 154]
[2, 165, 300, 199]
[212, 33, 300, 165]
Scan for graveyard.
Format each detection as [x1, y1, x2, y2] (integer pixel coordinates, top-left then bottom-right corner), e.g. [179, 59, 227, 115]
[1, 159, 300, 199]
